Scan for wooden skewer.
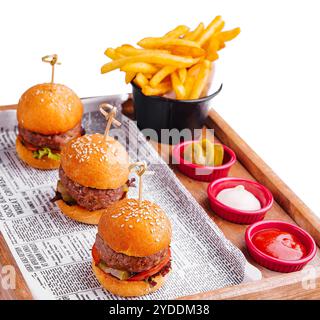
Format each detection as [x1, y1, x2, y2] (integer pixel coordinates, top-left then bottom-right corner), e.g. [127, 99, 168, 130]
[99, 103, 121, 137]
[42, 54, 61, 83]
[129, 161, 147, 205]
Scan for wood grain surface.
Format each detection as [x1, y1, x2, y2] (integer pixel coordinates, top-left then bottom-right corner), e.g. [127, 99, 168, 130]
[0, 100, 319, 300]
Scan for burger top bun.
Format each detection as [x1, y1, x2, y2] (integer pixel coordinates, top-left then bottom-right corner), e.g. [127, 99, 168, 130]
[61, 133, 129, 190]
[98, 198, 172, 257]
[17, 83, 83, 135]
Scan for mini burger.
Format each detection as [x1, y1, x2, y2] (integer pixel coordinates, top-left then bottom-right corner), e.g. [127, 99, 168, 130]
[52, 133, 134, 224]
[92, 198, 172, 297]
[16, 83, 84, 170]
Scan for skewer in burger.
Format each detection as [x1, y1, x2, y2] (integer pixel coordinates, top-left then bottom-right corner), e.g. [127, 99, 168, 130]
[92, 198, 172, 297]
[52, 133, 134, 224]
[16, 55, 84, 170]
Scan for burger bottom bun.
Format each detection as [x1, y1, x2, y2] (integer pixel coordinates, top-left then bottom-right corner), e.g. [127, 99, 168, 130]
[56, 200, 104, 225]
[16, 138, 60, 170]
[92, 261, 168, 297]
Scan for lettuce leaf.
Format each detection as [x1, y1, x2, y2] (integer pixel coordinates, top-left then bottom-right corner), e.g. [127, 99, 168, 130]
[33, 147, 61, 161]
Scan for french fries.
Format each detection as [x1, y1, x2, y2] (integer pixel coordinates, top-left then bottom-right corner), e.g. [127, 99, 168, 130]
[138, 37, 202, 50]
[189, 60, 211, 99]
[105, 48, 124, 60]
[115, 45, 170, 56]
[178, 68, 187, 84]
[170, 46, 205, 57]
[197, 16, 224, 46]
[144, 73, 154, 79]
[134, 73, 149, 88]
[164, 25, 189, 38]
[120, 62, 158, 74]
[206, 36, 220, 61]
[142, 82, 171, 96]
[171, 71, 186, 99]
[125, 71, 136, 84]
[184, 63, 201, 98]
[219, 27, 241, 42]
[101, 53, 199, 73]
[184, 22, 205, 41]
[101, 16, 240, 99]
[150, 65, 176, 88]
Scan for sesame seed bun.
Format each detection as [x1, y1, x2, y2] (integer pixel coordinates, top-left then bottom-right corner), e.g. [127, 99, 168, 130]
[16, 137, 60, 170]
[92, 261, 168, 297]
[17, 83, 83, 135]
[56, 199, 105, 225]
[61, 133, 129, 190]
[98, 198, 172, 257]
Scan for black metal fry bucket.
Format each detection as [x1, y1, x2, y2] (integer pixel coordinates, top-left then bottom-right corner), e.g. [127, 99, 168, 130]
[132, 82, 223, 144]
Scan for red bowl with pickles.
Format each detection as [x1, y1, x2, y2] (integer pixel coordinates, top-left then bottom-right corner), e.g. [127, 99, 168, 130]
[172, 141, 236, 182]
[245, 220, 317, 273]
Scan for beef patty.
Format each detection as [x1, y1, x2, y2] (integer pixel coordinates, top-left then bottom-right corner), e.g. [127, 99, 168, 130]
[18, 122, 84, 151]
[59, 167, 132, 211]
[94, 234, 169, 273]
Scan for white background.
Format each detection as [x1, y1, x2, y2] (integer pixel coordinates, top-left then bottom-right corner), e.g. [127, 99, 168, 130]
[0, 0, 319, 217]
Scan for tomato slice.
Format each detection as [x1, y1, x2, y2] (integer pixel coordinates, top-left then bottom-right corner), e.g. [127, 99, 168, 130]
[92, 245, 100, 264]
[128, 249, 171, 282]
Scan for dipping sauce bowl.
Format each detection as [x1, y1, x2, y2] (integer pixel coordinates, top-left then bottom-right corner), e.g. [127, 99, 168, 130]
[245, 220, 317, 272]
[207, 177, 273, 224]
[172, 141, 236, 182]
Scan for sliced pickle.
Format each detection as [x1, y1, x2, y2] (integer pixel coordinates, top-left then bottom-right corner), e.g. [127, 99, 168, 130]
[200, 138, 213, 153]
[56, 181, 76, 205]
[201, 138, 215, 166]
[193, 143, 206, 165]
[214, 144, 224, 166]
[183, 143, 194, 163]
[184, 141, 209, 165]
[184, 139, 224, 166]
[98, 262, 131, 280]
[57, 180, 66, 194]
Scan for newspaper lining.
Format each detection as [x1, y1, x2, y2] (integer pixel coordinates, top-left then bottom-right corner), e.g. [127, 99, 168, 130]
[0, 95, 249, 300]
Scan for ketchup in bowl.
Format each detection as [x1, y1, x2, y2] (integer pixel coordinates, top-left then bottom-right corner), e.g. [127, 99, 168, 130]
[252, 228, 307, 261]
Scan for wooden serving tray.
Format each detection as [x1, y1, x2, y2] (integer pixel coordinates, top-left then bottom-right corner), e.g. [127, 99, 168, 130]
[1, 98, 320, 300]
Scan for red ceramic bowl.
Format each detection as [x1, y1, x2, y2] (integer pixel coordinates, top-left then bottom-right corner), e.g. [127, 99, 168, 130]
[172, 141, 236, 182]
[207, 177, 273, 224]
[245, 220, 317, 273]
